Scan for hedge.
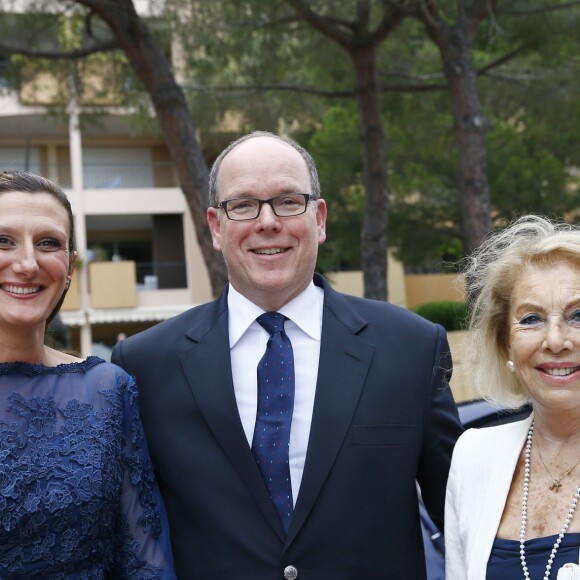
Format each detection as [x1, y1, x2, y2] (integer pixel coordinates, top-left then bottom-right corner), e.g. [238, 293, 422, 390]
[412, 301, 468, 331]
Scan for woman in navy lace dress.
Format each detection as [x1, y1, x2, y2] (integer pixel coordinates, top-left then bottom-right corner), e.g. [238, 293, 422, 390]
[0, 171, 176, 578]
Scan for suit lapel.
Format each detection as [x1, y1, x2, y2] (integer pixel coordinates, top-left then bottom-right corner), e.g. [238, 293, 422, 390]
[287, 280, 374, 544]
[178, 288, 286, 540]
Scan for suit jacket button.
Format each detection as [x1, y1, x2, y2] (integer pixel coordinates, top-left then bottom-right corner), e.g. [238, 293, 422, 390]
[284, 565, 298, 579]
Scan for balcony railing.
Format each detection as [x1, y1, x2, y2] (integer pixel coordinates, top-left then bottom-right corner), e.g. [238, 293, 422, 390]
[135, 261, 187, 289]
[82, 161, 178, 189]
[62, 260, 189, 313]
[1, 161, 179, 189]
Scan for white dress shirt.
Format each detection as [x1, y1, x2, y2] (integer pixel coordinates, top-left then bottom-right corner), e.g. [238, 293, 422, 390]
[228, 282, 324, 505]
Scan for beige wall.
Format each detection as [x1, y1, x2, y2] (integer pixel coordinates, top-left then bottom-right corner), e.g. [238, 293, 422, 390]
[327, 251, 407, 307]
[405, 273, 465, 309]
[328, 266, 466, 311]
[89, 261, 138, 309]
[151, 145, 177, 187]
[20, 71, 65, 106]
[61, 271, 80, 311]
[447, 330, 476, 403]
[20, 61, 123, 107]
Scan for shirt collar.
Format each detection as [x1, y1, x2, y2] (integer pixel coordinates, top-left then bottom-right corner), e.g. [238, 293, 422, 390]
[227, 281, 323, 347]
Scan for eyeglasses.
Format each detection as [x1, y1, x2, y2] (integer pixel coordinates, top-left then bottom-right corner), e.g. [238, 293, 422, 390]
[215, 193, 314, 221]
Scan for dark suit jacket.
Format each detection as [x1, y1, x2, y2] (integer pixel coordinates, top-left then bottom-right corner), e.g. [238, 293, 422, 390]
[112, 274, 462, 580]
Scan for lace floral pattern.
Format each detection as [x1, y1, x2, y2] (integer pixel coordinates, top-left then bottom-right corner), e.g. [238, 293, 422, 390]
[0, 357, 175, 579]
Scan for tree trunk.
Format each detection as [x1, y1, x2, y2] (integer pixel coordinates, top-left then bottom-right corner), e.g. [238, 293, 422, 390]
[350, 46, 389, 301]
[282, 0, 398, 301]
[77, 0, 227, 296]
[441, 28, 492, 253]
[421, 5, 493, 255]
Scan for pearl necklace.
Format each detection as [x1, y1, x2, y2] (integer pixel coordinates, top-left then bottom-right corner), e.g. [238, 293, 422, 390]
[520, 421, 580, 580]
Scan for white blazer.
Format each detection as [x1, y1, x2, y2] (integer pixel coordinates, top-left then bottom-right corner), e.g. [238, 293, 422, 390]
[444, 416, 532, 580]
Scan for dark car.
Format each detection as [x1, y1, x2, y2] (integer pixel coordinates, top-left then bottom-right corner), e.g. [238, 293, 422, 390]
[422, 399, 532, 579]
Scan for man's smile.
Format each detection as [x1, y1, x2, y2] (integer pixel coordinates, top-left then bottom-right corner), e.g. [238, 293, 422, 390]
[252, 248, 287, 255]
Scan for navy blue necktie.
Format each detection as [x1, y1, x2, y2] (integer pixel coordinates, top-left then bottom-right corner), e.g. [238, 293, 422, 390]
[251, 312, 295, 533]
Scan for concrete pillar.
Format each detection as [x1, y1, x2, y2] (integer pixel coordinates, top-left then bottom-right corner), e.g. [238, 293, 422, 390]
[68, 93, 92, 357]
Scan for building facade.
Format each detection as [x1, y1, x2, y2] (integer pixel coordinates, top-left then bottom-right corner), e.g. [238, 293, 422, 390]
[0, 85, 213, 357]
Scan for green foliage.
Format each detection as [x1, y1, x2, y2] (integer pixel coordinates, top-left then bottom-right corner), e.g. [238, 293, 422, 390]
[412, 301, 468, 332]
[383, 10, 580, 271]
[385, 88, 463, 271]
[175, 0, 351, 152]
[3, 0, 580, 279]
[0, 6, 139, 115]
[302, 103, 364, 273]
[488, 122, 574, 218]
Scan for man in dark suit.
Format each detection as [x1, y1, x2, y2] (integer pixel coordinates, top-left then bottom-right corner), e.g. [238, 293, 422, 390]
[112, 131, 462, 579]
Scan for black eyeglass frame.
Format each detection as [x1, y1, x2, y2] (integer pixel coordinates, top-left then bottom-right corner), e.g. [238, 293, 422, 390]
[214, 193, 314, 221]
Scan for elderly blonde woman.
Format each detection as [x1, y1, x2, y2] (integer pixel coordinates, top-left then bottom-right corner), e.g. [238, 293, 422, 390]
[445, 215, 580, 580]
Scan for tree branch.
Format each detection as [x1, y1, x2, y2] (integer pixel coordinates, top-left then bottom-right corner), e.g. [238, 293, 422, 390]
[0, 40, 119, 60]
[418, 0, 443, 28]
[185, 79, 449, 97]
[186, 82, 356, 98]
[283, 0, 354, 49]
[483, 71, 555, 82]
[73, 0, 130, 11]
[477, 44, 529, 75]
[470, 0, 497, 21]
[217, 14, 302, 31]
[189, 42, 535, 98]
[369, 4, 407, 47]
[498, 1, 580, 16]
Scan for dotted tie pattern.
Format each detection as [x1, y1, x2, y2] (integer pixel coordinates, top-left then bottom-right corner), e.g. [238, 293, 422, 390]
[251, 312, 295, 533]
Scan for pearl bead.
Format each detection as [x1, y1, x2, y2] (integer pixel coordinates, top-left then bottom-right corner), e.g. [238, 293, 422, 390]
[519, 420, 580, 580]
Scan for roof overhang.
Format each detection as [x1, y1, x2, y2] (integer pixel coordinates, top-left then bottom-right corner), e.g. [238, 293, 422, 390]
[60, 304, 192, 326]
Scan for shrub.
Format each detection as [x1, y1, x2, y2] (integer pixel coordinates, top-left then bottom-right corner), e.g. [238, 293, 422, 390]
[412, 301, 468, 331]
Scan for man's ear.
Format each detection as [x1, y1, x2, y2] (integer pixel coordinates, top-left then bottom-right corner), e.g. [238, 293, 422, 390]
[316, 199, 327, 245]
[207, 208, 223, 252]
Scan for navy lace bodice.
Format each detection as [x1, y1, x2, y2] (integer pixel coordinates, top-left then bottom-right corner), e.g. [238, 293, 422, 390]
[0, 356, 176, 579]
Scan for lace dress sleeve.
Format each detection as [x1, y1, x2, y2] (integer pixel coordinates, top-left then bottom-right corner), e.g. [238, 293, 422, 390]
[111, 372, 176, 579]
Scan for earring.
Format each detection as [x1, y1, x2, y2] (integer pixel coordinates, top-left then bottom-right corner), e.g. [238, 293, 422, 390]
[65, 276, 71, 289]
[506, 360, 515, 373]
